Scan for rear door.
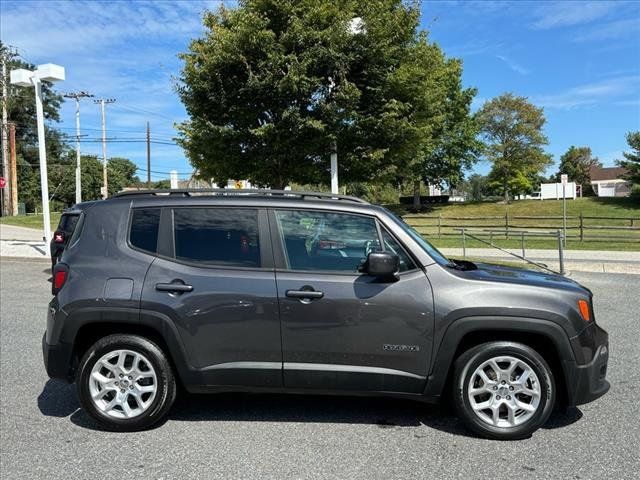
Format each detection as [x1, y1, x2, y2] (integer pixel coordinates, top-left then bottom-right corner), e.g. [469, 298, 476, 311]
[141, 206, 282, 387]
[270, 208, 434, 393]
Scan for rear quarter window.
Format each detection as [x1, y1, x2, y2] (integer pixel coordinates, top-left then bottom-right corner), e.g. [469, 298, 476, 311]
[66, 212, 85, 249]
[129, 208, 161, 254]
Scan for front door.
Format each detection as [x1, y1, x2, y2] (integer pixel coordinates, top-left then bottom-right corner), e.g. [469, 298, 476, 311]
[270, 208, 434, 393]
[141, 206, 281, 387]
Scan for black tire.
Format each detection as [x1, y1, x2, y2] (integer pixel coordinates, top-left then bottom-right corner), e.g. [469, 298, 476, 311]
[77, 334, 176, 431]
[452, 341, 555, 440]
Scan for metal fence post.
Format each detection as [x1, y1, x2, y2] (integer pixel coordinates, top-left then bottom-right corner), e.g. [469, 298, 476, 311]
[557, 230, 565, 275]
[579, 213, 584, 242]
[462, 228, 466, 259]
[521, 231, 525, 259]
[505, 214, 509, 239]
[437, 214, 441, 239]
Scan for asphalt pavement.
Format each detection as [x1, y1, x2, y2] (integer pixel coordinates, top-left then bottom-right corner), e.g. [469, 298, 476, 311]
[1, 259, 638, 479]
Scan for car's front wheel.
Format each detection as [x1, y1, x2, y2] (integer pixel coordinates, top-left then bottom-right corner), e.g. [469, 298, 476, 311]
[453, 341, 555, 440]
[77, 334, 176, 431]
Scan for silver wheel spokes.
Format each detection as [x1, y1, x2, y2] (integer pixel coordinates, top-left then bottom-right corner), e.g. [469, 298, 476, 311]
[89, 349, 158, 419]
[467, 355, 542, 428]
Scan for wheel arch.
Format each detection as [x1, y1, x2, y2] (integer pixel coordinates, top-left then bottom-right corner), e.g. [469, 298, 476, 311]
[424, 316, 574, 406]
[69, 311, 191, 385]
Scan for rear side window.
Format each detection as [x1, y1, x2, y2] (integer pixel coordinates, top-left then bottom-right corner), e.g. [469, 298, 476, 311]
[58, 213, 79, 234]
[130, 208, 161, 254]
[173, 208, 260, 267]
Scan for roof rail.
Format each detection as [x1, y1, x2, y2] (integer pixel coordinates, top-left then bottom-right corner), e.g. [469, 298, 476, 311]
[111, 188, 369, 204]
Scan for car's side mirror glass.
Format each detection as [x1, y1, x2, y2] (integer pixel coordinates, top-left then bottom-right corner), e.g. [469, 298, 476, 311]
[365, 251, 399, 281]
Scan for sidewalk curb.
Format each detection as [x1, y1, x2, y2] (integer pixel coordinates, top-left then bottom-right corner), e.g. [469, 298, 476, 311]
[0, 256, 50, 264]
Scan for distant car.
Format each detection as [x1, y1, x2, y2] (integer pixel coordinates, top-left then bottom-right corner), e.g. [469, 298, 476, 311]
[50, 201, 98, 270]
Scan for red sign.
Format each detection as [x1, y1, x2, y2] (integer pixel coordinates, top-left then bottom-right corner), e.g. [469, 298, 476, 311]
[0, 177, 6, 188]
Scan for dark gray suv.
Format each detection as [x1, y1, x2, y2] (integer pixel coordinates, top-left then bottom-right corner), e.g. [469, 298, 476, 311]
[43, 189, 609, 439]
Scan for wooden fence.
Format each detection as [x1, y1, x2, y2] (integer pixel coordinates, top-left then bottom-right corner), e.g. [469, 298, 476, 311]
[403, 213, 640, 243]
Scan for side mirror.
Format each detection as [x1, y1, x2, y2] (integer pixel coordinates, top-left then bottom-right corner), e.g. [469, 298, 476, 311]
[365, 251, 399, 281]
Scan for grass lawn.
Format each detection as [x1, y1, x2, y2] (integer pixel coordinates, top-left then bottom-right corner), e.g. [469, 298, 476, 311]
[389, 196, 639, 218]
[0, 213, 61, 230]
[390, 197, 640, 251]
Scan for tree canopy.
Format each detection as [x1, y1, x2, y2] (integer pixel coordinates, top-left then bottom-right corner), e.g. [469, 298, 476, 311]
[556, 146, 601, 196]
[618, 131, 640, 191]
[476, 93, 552, 202]
[177, 0, 478, 191]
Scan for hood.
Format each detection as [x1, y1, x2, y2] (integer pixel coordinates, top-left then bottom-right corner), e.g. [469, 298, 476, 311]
[455, 261, 590, 295]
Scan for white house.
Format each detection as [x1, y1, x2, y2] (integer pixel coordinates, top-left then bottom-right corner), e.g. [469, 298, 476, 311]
[589, 166, 631, 197]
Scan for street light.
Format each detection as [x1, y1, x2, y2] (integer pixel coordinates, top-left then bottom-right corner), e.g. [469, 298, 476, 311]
[10, 63, 65, 245]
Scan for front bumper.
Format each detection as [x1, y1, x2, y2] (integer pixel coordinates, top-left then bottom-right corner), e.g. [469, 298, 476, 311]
[563, 341, 609, 406]
[42, 333, 74, 382]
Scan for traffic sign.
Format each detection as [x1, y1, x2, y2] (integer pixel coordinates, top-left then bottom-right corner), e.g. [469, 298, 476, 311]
[0, 177, 6, 189]
[561, 174, 568, 186]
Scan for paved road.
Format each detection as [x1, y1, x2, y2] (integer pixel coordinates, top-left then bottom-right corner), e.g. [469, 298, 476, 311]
[1, 259, 638, 479]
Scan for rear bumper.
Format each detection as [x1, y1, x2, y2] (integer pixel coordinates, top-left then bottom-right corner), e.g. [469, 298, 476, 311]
[42, 333, 74, 382]
[563, 340, 609, 406]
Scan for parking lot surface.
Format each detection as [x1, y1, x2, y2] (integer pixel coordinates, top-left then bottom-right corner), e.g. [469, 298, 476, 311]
[1, 259, 638, 479]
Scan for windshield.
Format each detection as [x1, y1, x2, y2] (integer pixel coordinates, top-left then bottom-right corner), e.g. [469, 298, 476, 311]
[384, 209, 451, 266]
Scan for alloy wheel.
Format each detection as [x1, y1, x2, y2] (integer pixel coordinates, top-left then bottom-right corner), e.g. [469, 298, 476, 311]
[467, 355, 542, 428]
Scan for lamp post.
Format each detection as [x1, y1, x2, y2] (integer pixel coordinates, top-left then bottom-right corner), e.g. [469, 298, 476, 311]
[10, 63, 65, 245]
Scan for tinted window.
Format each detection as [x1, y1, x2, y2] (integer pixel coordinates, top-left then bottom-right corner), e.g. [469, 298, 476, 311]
[130, 209, 161, 254]
[58, 213, 79, 234]
[381, 229, 416, 272]
[67, 212, 85, 249]
[384, 208, 450, 266]
[173, 208, 260, 267]
[276, 210, 379, 272]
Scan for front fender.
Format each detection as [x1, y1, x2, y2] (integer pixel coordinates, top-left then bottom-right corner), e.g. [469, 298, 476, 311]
[423, 315, 576, 400]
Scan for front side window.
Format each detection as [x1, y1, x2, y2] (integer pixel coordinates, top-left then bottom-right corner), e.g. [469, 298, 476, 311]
[130, 208, 161, 254]
[275, 210, 380, 273]
[381, 229, 416, 272]
[173, 208, 260, 267]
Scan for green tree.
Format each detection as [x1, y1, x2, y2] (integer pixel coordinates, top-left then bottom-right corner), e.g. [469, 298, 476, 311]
[385, 39, 480, 207]
[48, 153, 139, 207]
[465, 173, 488, 202]
[556, 146, 601, 196]
[618, 131, 640, 189]
[177, 0, 478, 193]
[476, 93, 552, 203]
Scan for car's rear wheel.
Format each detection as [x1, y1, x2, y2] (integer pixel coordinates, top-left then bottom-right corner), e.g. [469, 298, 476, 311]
[453, 342, 555, 440]
[77, 334, 176, 431]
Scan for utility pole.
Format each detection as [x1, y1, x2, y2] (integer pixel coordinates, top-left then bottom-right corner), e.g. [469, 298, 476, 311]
[64, 91, 93, 204]
[8, 123, 17, 215]
[94, 98, 115, 198]
[146, 121, 151, 188]
[1, 49, 10, 215]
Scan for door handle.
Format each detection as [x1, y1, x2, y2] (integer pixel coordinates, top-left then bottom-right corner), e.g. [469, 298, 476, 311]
[285, 289, 324, 299]
[156, 282, 193, 293]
